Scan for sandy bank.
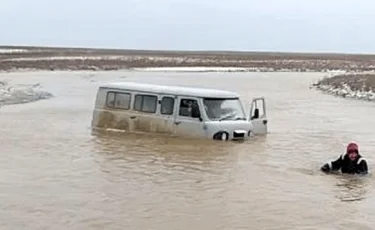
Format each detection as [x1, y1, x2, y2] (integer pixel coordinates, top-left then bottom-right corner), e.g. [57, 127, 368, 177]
[312, 73, 375, 101]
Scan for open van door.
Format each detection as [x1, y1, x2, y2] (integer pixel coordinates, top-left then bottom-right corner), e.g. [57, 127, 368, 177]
[249, 97, 268, 135]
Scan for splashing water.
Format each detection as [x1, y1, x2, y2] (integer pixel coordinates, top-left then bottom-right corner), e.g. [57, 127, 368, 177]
[0, 80, 53, 106]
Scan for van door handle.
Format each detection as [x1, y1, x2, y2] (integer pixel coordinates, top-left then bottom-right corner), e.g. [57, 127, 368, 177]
[130, 116, 136, 119]
[175, 121, 181, 125]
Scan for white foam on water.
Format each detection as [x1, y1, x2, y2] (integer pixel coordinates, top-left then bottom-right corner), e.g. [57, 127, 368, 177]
[5, 55, 126, 61]
[132, 67, 349, 73]
[0, 80, 53, 106]
[0, 48, 29, 54]
[132, 67, 259, 72]
[4, 55, 180, 61]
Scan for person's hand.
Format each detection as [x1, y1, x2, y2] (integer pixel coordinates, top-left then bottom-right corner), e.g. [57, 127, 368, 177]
[321, 164, 330, 173]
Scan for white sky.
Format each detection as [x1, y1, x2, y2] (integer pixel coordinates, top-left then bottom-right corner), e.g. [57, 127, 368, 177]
[1, 0, 374, 53]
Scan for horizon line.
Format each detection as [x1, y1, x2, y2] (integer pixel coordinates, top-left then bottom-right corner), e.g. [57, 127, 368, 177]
[1, 44, 375, 56]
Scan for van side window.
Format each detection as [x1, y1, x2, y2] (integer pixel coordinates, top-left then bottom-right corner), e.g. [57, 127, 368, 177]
[161, 97, 174, 115]
[134, 94, 157, 113]
[106, 92, 115, 107]
[179, 99, 200, 117]
[106, 92, 131, 109]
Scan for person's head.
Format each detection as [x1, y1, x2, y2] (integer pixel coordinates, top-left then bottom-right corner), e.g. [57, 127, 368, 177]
[346, 142, 359, 161]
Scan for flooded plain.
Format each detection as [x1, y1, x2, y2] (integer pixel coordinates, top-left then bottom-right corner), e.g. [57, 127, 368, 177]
[1, 70, 375, 230]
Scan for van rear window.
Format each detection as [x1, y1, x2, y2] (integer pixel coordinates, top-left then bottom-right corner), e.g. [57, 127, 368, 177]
[106, 92, 131, 109]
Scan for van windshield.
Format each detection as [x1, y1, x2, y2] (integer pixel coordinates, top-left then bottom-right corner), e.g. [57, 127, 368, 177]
[203, 98, 246, 121]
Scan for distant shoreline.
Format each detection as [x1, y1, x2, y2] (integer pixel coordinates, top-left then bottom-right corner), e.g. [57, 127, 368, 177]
[2, 45, 375, 102]
[1, 45, 375, 72]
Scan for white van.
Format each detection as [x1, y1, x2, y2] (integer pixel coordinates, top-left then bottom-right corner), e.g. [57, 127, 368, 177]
[91, 81, 268, 141]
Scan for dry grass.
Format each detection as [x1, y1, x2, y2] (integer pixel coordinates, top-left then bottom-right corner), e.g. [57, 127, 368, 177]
[1, 45, 375, 72]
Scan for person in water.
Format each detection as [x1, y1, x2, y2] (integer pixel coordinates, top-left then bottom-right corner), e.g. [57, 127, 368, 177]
[321, 142, 368, 174]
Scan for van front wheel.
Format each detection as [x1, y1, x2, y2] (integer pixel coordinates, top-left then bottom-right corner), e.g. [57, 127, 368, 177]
[213, 131, 229, 141]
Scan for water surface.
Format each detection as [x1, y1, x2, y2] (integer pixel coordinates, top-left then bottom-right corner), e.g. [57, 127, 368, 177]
[0, 70, 374, 230]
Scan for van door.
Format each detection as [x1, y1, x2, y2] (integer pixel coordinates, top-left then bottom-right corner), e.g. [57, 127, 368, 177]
[173, 97, 206, 138]
[249, 97, 268, 135]
[131, 93, 160, 134]
[157, 95, 177, 135]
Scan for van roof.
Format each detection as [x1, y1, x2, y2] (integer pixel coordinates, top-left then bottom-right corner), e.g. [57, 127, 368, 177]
[100, 81, 240, 98]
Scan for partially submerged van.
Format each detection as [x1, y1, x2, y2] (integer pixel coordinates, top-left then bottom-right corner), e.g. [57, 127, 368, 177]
[91, 81, 268, 141]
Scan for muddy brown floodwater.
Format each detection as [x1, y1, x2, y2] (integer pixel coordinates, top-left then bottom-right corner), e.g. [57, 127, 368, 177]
[1, 70, 375, 230]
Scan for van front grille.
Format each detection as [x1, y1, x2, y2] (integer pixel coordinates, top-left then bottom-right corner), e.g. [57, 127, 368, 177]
[233, 131, 245, 139]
